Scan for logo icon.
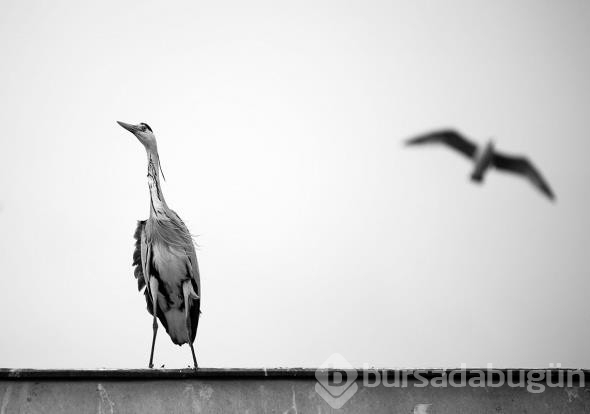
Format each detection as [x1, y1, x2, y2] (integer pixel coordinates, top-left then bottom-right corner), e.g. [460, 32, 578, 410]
[315, 353, 359, 409]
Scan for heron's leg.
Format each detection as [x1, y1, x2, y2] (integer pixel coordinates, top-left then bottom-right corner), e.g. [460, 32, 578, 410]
[148, 277, 159, 369]
[182, 281, 198, 369]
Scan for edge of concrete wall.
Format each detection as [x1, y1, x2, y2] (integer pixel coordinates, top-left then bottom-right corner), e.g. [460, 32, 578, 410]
[1, 368, 589, 380]
[2, 368, 589, 413]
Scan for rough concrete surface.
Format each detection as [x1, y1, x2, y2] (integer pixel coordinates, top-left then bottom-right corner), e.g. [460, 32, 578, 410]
[0, 369, 588, 413]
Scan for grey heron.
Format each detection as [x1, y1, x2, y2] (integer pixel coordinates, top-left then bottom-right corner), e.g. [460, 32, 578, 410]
[405, 129, 555, 201]
[117, 121, 201, 368]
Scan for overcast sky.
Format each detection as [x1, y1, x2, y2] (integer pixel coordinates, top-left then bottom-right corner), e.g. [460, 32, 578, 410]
[0, 0, 589, 369]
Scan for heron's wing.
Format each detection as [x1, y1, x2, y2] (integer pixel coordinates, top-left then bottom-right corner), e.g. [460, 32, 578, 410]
[167, 209, 201, 343]
[134, 220, 172, 332]
[132, 220, 147, 291]
[180, 220, 201, 343]
[492, 153, 555, 200]
[166, 209, 201, 294]
[143, 289, 170, 333]
[187, 248, 201, 295]
[405, 129, 478, 160]
[187, 252, 201, 343]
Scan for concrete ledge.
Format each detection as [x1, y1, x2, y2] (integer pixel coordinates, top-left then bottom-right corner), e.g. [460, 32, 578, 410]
[1, 369, 589, 413]
[1, 367, 589, 380]
[0, 368, 317, 380]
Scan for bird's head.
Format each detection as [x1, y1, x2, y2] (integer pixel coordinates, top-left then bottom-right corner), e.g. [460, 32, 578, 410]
[117, 121, 157, 150]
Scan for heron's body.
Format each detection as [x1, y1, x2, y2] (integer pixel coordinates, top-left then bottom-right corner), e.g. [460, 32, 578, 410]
[120, 121, 201, 368]
[135, 217, 200, 345]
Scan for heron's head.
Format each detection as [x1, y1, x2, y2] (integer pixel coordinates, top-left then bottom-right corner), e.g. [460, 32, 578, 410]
[117, 121, 157, 150]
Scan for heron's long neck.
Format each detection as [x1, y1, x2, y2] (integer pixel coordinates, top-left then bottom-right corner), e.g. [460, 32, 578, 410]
[146, 148, 167, 218]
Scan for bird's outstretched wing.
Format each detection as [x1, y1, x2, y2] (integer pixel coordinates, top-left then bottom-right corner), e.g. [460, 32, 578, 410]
[406, 129, 478, 160]
[491, 153, 555, 200]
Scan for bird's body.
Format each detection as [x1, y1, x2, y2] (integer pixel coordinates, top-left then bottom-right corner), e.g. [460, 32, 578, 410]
[471, 141, 495, 182]
[406, 129, 555, 200]
[119, 121, 201, 368]
[135, 215, 200, 345]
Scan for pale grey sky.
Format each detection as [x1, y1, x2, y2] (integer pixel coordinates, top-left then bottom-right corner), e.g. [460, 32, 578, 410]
[0, 0, 589, 369]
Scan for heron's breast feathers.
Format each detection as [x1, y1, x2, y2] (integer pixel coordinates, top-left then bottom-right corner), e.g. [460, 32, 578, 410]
[134, 215, 200, 296]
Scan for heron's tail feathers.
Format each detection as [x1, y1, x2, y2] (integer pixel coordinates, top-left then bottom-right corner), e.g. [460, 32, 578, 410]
[162, 309, 191, 345]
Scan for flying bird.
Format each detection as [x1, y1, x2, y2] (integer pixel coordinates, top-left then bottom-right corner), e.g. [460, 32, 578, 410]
[405, 129, 555, 200]
[118, 121, 201, 368]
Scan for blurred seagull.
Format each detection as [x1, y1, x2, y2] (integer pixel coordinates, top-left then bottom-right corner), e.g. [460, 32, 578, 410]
[118, 121, 201, 368]
[405, 129, 555, 201]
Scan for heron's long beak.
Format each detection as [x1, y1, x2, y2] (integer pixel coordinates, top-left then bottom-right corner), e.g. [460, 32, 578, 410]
[117, 121, 140, 134]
